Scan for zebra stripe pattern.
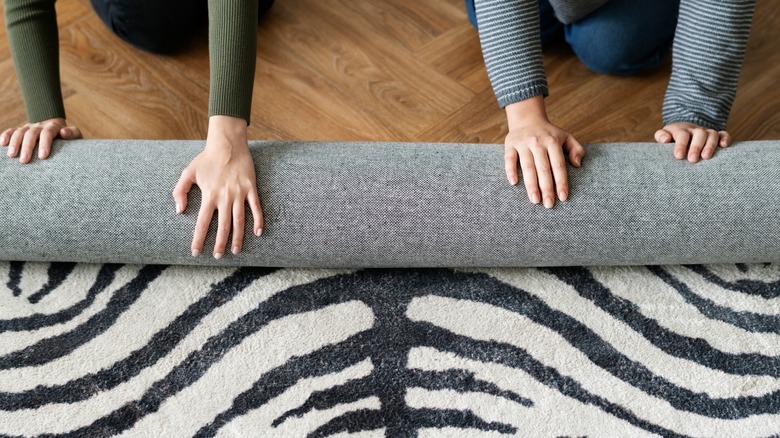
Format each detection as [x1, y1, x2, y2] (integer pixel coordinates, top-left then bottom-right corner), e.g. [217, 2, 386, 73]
[2, 262, 779, 436]
[475, 0, 755, 131]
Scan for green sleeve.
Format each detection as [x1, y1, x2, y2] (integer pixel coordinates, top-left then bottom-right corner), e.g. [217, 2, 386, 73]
[4, 0, 65, 123]
[208, 0, 258, 124]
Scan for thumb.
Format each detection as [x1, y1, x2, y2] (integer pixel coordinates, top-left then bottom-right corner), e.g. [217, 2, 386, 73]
[654, 128, 672, 143]
[172, 166, 196, 214]
[563, 135, 585, 167]
[60, 126, 83, 139]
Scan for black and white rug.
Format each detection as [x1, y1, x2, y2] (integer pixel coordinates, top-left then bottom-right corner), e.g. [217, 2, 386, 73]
[2, 262, 779, 437]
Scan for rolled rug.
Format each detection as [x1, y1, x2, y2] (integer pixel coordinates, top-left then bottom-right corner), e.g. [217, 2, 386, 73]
[0, 139, 777, 267]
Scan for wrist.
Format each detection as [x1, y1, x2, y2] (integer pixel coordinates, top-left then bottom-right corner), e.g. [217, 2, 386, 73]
[38, 117, 66, 126]
[207, 115, 248, 148]
[505, 95, 549, 130]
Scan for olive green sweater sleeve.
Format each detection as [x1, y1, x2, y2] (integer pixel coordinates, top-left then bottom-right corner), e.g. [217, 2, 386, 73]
[4, 0, 65, 123]
[208, 0, 258, 124]
[5, 0, 256, 125]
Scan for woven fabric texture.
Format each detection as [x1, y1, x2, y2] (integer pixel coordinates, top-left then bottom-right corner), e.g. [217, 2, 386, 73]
[0, 140, 777, 267]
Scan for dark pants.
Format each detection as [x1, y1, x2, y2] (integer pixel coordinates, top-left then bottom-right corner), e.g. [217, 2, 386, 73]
[90, 0, 275, 54]
[466, 0, 680, 75]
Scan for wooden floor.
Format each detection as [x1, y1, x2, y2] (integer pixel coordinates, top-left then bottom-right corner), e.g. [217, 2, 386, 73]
[1, 0, 778, 144]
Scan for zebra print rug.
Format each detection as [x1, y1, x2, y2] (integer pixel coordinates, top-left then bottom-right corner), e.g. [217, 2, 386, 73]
[2, 261, 779, 437]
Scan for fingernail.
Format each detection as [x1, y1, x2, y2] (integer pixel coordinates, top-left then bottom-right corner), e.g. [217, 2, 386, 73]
[214, 252, 223, 260]
[192, 249, 200, 257]
[559, 191, 568, 201]
[7, 147, 13, 157]
[256, 228, 263, 237]
[232, 246, 239, 255]
[544, 197, 553, 209]
[530, 193, 540, 204]
[175, 203, 181, 214]
[510, 176, 518, 185]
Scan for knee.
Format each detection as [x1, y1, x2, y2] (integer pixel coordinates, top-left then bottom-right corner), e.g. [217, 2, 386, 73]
[90, 0, 200, 54]
[567, 29, 672, 76]
[465, 0, 478, 29]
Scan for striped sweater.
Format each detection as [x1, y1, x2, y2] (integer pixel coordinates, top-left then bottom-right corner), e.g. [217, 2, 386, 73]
[475, 0, 756, 131]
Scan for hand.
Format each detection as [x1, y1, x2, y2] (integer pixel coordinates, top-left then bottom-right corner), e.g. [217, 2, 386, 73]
[654, 122, 731, 163]
[504, 96, 585, 208]
[1, 118, 82, 163]
[172, 115, 264, 259]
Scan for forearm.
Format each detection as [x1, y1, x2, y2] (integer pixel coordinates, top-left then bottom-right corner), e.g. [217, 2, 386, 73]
[475, 0, 548, 108]
[207, 0, 258, 124]
[662, 0, 755, 131]
[5, 0, 65, 123]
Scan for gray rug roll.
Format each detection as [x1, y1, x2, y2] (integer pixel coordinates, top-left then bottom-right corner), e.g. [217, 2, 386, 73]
[0, 139, 777, 267]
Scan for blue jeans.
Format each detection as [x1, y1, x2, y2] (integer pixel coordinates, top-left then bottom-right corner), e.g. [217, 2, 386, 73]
[90, 0, 275, 54]
[466, 0, 680, 75]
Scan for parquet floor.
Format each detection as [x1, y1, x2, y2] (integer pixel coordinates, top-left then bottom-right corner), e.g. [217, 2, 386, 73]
[1, 0, 778, 144]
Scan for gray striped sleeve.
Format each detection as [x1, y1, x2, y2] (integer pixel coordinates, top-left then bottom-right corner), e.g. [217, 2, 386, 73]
[475, 0, 548, 108]
[663, 0, 755, 131]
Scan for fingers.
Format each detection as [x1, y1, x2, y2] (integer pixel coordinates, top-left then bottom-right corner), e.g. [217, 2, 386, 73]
[172, 167, 195, 214]
[38, 127, 57, 160]
[231, 201, 245, 255]
[504, 148, 519, 185]
[247, 188, 264, 237]
[517, 148, 539, 204]
[654, 129, 672, 143]
[548, 144, 569, 201]
[20, 127, 42, 163]
[687, 129, 707, 163]
[1, 128, 13, 147]
[700, 129, 719, 160]
[530, 146, 555, 209]
[672, 130, 690, 160]
[663, 123, 733, 162]
[191, 200, 214, 258]
[213, 201, 232, 259]
[7, 127, 27, 158]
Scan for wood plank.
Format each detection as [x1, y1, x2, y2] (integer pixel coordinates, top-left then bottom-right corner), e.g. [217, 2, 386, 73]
[415, 24, 490, 93]
[730, 0, 780, 140]
[0, 0, 777, 146]
[57, 20, 208, 139]
[255, 0, 474, 141]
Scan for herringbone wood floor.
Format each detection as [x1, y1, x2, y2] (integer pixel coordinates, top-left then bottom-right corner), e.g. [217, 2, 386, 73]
[1, 0, 778, 144]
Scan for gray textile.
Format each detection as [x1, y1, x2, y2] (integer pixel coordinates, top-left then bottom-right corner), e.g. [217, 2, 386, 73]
[1, 139, 778, 267]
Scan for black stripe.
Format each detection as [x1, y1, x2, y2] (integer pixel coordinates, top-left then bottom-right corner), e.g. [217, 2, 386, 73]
[547, 267, 780, 376]
[203, 263, 687, 437]
[420, 321, 689, 438]
[0, 265, 166, 370]
[309, 408, 516, 437]
[16, 268, 777, 437]
[649, 265, 780, 334]
[0, 264, 122, 333]
[27, 262, 78, 304]
[0, 266, 277, 410]
[272, 369, 531, 428]
[685, 265, 780, 299]
[6, 261, 24, 297]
